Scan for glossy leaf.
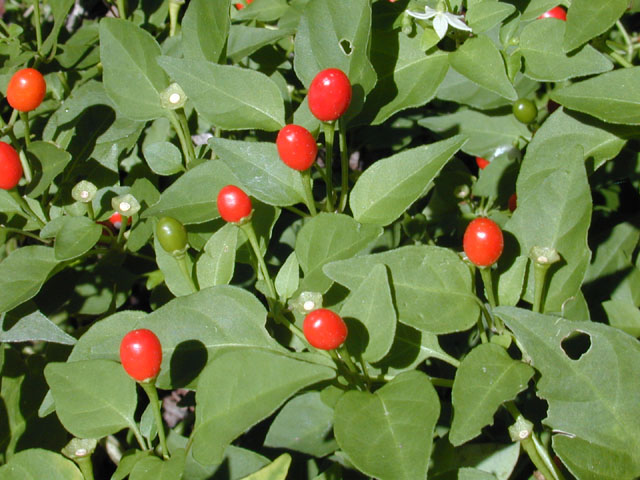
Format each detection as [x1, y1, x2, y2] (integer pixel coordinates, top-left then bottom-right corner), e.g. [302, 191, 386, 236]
[334, 371, 439, 480]
[182, 0, 229, 63]
[0, 311, 76, 345]
[274, 252, 300, 301]
[158, 57, 285, 131]
[467, 2, 516, 33]
[209, 138, 306, 207]
[0, 449, 83, 480]
[506, 146, 592, 312]
[340, 264, 396, 363]
[563, 0, 628, 52]
[419, 109, 530, 158]
[143, 160, 238, 224]
[520, 19, 612, 82]
[264, 392, 337, 457]
[191, 349, 335, 465]
[67, 287, 283, 390]
[350, 136, 465, 225]
[357, 30, 448, 125]
[325, 246, 480, 334]
[196, 223, 238, 289]
[54, 216, 103, 261]
[0, 246, 59, 314]
[550, 67, 640, 125]
[143, 142, 184, 176]
[450, 344, 533, 446]
[449, 36, 517, 101]
[497, 307, 640, 478]
[44, 359, 138, 438]
[99, 18, 168, 120]
[295, 213, 382, 293]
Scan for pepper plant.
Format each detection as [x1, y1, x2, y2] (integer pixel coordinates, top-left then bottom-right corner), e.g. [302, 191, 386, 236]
[1, 0, 639, 479]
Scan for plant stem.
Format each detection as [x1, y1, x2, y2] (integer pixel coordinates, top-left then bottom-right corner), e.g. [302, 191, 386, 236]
[86, 202, 95, 220]
[330, 348, 365, 390]
[505, 403, 566, 480]
[429, 377, 454, 388]
[176, 254, 197, 293]
[18, 150, 32, 185]
[116, 216, 129, 246]
[176, 108, 196, 164]
[75, 456, 95, 480]
[0, 226, 48, 243]
[479, 266, 497, 308]
[300, 169, 317, 216]
[32, 0, 42, 53]
[337, 117, 349, 212]
[532, 262, 551, 313]
[240, 221, 277, 300]
[322, 122, 335, 212]
[608, 51, 633, 68]
[140, 382, 169, 460]
[116, 0, 127, 19]
[167, 110, 195, 168]
[616, 20, 633, 63]
[168, 0, 182, 36]
[9, 189, 44, 227]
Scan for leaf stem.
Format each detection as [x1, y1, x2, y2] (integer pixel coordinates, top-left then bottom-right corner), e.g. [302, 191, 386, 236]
[616, 20, 633, 63]
[505, 403, 565, 480]
[32, 0, 42, 53]
[116, 0, 127, 19]
[140, 382, 169, 459]
[337, 117, 349, 213]
[300, 169, 317, 216]
[240, 221, 277, 301]
[168, 0, 183, 37]
[532, 262, 550, 313]
[75, 456, 95, 480]
[8, 189, 44, 227]
[479, 266, 497, 308]
[167, 111, 195, 168]
[322, 122, 335, 211]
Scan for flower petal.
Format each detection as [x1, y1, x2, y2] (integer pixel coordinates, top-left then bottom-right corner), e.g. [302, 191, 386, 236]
[433, 14, 449, 39]
[445, 13, 473, 32]
[406, 6, 438, 20]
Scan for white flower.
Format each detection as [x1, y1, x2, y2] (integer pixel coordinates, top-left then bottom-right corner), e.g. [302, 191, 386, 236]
[407, 5, 472, 40]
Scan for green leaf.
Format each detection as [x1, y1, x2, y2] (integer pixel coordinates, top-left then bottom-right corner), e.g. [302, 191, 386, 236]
[153, 235, 196, 297]
[143, 160, 238, 224]
[0, 449, 83, 479]
[0, 311, 76, 345]
[264, 392, 337, 457]
[239, 454, 291, 480]
[196, 223, 238, 289]
[506, 146, 592, 312]
[274, 252, 300, 301]
[550, 67, 640, 125]
[99, 18, 168, 120]
[521, 0, 566, 21]
[157, 57, 285, 131]
[357, 30, 448, 125]
[227, 26, 295, 62]
[350, 136, 465, 225]
[429, 440, 520, 480]
[325, 246, 480, 335]
[437, 68, 539, 111]
[0, 246, 59, 314]
[293, 0, 377, 118]
[450, 344, 533, 446]
[209, 138, 306, 207]
[39, 0, 75, 56]
[295, 213, 382, 293]
[340, 264, 396, 363]
[448, 36, 517, 101]
[67, 287, 285, 389]
[234, 0, 288, 22]
[182, 0, 229, 63]
[520, 109, 630, 174]
[419, 109, 530, 158]
[44, 359, 138, 438]
[563, 0, 628, 52]
[520, 19, 612, 82]
[467, 2, 516, 33]
[142, 142, 184, 176]
[130, 450, 186, 480]
[603, 299, 640, 338]
[191, 349, 335, 465]
[496, 307, 640, 478]
[458, 468, 498, 480]
[334, 371, 439, 480]
[25, 141, 73, 198]
[54, 216, 103, 261]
